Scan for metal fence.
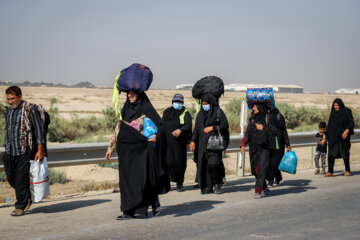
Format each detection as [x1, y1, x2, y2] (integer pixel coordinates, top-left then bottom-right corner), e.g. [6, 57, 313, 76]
[1, 130, 360, 174]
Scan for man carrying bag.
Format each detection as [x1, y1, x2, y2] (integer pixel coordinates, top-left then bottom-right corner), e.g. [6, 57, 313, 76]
[3, 86, 46, 216]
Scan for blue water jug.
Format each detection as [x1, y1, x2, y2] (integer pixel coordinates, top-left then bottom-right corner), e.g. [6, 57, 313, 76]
[278, 151, 298, 174]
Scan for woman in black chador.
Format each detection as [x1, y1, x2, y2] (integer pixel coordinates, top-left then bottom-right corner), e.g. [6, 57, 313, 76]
[106, 90, 170, 220]
[162, 94, 192, 191]
[324, 98, 354, 177]
[241, 103, 274, 199]
[266, 107, 291, 186]
[189, 94, 229, 194]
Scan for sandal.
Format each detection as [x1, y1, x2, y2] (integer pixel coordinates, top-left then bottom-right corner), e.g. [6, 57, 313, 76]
[11, 209, 25, 216]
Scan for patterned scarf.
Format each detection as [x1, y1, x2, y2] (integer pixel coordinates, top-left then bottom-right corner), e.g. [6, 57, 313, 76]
[20, 101, 46, 153]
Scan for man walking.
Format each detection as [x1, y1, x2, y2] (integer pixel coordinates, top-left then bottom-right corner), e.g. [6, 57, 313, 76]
[3, 86, 45, 216]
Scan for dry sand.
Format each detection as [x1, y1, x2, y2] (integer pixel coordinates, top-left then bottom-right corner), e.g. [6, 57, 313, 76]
[1, 86, 359, 119]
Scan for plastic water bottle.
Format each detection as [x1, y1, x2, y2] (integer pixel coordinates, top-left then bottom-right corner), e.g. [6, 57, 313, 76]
[6, 198, 12, 204]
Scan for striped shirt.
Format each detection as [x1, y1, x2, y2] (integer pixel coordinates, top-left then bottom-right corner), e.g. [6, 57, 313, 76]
[5, 102, 45, 156]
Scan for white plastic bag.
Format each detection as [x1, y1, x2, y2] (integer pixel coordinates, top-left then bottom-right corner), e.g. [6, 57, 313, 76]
[30, 157, 50, 202]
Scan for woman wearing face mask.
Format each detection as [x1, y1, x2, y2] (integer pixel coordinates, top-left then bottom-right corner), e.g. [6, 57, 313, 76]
[189, 94, 229, 194]
[240, 103, 272, 199]
[106, 90, 170, 220]
[324, 98, 354, 177]
[162, 94, 192, 191]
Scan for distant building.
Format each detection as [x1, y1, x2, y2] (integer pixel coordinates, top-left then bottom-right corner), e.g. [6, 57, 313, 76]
[176, 84, 194, 90]
[335, 88, 359, 95]
[0, 80, 10, 85]
[225, 83, 303, 93]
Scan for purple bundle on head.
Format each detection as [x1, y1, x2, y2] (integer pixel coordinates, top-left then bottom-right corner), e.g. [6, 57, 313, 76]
[116, 63, 153, 92]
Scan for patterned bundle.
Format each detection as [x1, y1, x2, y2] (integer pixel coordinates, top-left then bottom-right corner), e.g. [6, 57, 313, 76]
[246, 88, 275, 110]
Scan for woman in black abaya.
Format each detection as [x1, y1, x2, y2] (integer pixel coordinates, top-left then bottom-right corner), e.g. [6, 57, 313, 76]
[189, 94, 229, 194]
[240, 103, 272, 199]
[162, 94, 192, 191]
[106, 90, 170, 220]
[324, 98, 354, 177]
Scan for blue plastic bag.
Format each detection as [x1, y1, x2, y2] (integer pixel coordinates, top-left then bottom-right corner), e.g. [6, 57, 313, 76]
[143, 117, 158, 140]
[278, 151, 298, 174]
[116, 63, 153, 92]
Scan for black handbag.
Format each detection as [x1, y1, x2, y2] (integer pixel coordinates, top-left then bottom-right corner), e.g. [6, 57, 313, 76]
[206, 109, 225, 151]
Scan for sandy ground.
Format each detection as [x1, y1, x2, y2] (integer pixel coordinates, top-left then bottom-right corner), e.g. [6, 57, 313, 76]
[1, 86, 359, 119]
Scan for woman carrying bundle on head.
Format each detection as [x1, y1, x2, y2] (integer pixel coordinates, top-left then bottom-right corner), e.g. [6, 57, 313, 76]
[105, 64, 170, 220]
[240, 103, 275, 199]
[189, 94, 229, 194]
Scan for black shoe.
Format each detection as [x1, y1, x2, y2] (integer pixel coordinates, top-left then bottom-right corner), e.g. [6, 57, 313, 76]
[116, 214, 137, 220]
[202, 186, 214, 194]
[214, 184, 222, 194]
[176, 183, 184, 192]
[268, 181, 273, 187]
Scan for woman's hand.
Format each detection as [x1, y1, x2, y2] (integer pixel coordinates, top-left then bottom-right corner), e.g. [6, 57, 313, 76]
[172, 129, 181, 137]
[287, 146, 292, 151]
[105, 152, 112, 161]
[255, 123, 263, 131]
[342, 129, 349, 139]
[240, 146, 245, 154]
[148, 134, 157, 143]
[189, 142, 195, 152]
[204, 126, 214, 134]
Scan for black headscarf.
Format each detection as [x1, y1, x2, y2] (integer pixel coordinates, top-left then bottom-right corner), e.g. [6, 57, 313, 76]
[201, 94, 219, 127]
[121, 91, 162, 126]
[252, 103, 267, 125]
[327, 98, 351, 146]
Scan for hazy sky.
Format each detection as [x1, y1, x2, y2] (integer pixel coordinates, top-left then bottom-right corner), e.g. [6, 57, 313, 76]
[1, 0, 359, 92]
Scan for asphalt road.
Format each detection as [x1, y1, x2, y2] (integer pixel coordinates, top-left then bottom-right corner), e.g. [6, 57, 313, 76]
[1, 164, 360, 240]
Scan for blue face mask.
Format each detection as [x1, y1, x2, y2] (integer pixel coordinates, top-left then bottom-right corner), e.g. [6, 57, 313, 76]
[173, 102, 183, 110]
[202, 104, 211, 111]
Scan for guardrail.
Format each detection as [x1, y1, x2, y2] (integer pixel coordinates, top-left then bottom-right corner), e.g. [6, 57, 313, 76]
[1, 130, 360, 173]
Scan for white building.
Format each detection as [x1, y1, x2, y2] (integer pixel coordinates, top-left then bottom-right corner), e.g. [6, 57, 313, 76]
[225, 83, 303, 93]
[176, 84, 194, 90]
[335, 88, 359, 95]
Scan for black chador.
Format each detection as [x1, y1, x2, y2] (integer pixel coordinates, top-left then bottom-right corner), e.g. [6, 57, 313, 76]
[162, 105, 192, 190]
[241, 104, 273, 196]
[192, 94, 229, 194]
[266, 107, 290, 186]
[326, 98, 354, 174]
[116, 92, 170, 218]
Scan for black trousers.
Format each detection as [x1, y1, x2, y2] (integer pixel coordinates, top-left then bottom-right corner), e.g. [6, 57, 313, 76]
[3, 150, 32, 210]
[327, 155, 350, 173]
[267, 149, 283, 183]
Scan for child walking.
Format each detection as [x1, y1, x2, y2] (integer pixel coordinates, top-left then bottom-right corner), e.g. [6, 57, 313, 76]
[314, 122, 327, 174]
